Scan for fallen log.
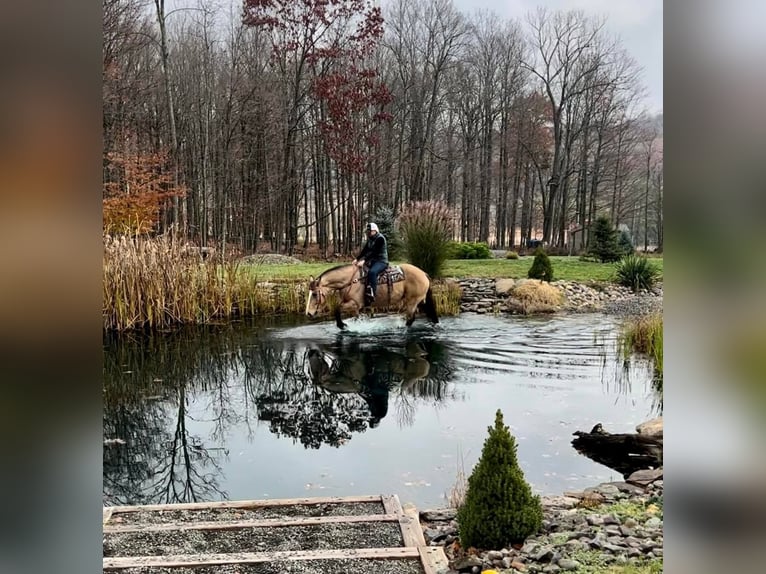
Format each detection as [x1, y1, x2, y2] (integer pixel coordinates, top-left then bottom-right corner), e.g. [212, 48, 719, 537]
[571, 423, 663, 478]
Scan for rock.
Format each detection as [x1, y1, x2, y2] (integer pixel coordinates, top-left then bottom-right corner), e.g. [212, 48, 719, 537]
[592, 484, 621, 498]
[424, 528, 443, 540]
[521, 542, 539, 555]
[421, 508, 457, 522]
[586, 515, 604, 526]
[541, 496, 580, 509]
[619, 526, 635, 537]
[627, 548, 642, 558]
[645, 517, 662, 529]
[623, 518, 638, 528]
[603, 514, 620, 526]
[450, 555, 483, 571]
[542, 566, 560, 573]
[605, 526, 622, 537]
[557, 558, 580, 571]
[502, 557, 515, 568]
[495, 278, 516, 295]
[564, 540, 588, 552]
[486, 550, 503, 561]
[624, 537, 641, 548]
[511, 560, 527, 571]
[636, 417, 663, 438]
[626, 468, 663, 486]
[641, 541, 656, 552]
[610, 482, 647, 496]
[532, 547, 555, 563]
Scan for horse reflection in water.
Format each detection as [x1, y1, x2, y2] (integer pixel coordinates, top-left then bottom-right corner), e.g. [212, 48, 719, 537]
[307, 341, 433, 428]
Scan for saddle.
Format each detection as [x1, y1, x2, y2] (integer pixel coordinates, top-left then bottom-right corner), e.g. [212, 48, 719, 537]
[358, 265, 405, 284]
[358, 265, 405, 306]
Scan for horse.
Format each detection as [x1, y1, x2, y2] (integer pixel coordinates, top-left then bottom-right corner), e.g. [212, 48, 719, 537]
[305, 262, 439, 329]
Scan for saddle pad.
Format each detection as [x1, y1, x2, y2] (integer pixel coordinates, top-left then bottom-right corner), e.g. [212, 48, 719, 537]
[382, 265, 405, 283]
[360, 265, 405, 283]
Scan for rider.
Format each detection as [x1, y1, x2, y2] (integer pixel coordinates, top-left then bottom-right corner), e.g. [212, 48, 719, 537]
[352, 222, 388, 305]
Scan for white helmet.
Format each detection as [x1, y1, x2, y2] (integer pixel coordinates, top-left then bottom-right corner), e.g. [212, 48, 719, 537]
[366, 222, 379, 232]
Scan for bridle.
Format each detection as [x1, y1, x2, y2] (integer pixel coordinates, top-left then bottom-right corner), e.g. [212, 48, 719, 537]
[310, 267, 365, 306]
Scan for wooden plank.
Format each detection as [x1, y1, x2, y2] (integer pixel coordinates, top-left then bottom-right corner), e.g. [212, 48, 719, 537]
[400, 504, 427, 547]
[109, 495, 383, 514]
[105, 513, 400, 534]
[419, 546, 451, 574]
[103, 507, 114, 526]
[103, 547, 420, 569]
[381, 494, 404, 516]
[398, 514, 426, 548]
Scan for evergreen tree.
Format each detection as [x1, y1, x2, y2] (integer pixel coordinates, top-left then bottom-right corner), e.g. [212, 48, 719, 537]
[457, 410, 543, 549]
[589, 216, 622, 262]
[527, 247, 554, 282]
[618, 229, 635, 256]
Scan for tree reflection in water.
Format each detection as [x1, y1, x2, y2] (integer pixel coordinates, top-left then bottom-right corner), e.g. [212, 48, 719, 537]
[103, 321, 459, 505]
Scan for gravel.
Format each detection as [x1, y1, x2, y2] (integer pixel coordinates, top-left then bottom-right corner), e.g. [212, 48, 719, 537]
[110, 503, 386, 526]
[114, 559, 424, 574]
[104, 522, 404, 557]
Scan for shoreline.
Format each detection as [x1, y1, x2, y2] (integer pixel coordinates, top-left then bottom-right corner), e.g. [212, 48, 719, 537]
[454, 277, 663, 318]
[417, 473, 663, 574]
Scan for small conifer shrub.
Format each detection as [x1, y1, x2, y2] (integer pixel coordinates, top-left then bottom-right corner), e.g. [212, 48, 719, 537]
[589, 215, 622, 262]
[527, 247, 554, 282]
[457, 409, 543, 549]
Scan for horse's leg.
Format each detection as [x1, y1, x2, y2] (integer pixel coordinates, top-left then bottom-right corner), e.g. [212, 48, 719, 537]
[335, 305, 347, 329]
[336, 299, 362, 329]
[404, 295, 420, 327]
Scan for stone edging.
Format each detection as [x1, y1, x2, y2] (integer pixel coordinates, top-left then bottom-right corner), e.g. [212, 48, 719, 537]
[450, 277, 663, 317]
[419, 476, 663, 573]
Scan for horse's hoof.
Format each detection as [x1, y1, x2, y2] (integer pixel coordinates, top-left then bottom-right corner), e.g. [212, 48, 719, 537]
[338, 322, 347, 330]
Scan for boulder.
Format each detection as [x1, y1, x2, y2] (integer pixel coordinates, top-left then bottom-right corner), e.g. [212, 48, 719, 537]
[495, 278, 516, 295]
[636, 417, 663, 438]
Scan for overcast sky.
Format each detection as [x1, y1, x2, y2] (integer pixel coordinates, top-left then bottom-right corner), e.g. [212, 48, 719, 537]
[448, 0, 663, 114]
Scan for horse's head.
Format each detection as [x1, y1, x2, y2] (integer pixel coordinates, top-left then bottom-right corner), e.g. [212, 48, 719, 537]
[305, 276, 325, 317]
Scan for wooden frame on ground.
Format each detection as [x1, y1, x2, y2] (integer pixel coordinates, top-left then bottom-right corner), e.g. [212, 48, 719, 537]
[103, 494, 450, 574]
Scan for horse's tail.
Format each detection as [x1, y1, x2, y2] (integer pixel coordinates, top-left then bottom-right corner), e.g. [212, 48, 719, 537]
[422, 286, 439, 323]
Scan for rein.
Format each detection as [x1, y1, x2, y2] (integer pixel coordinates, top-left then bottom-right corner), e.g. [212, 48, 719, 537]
[312, 266, 364, 301]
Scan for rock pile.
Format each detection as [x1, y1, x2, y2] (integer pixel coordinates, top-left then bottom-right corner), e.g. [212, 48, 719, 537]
[420, 474, 663, 573]
[452, 277, 662, 316]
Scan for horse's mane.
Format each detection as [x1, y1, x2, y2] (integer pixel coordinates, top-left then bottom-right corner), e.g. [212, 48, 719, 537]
[317, 263, 352, 280]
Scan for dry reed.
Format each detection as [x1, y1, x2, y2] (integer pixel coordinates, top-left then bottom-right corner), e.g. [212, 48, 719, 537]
[103, 234, 307, 331]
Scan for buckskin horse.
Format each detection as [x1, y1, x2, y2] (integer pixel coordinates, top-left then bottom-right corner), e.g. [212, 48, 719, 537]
[305, 263, 439, 329]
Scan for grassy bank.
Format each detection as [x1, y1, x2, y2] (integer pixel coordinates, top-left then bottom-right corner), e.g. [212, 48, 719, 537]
[103, 236, 462, 331]
[104, 237, 661, 331]
[242, 256, 663, 283]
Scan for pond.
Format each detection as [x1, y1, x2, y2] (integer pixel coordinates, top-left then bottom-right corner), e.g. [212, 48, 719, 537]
[103, 313, 660, 510]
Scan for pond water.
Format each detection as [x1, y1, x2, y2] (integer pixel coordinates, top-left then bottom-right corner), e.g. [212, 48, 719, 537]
[103, 313, 660, 510]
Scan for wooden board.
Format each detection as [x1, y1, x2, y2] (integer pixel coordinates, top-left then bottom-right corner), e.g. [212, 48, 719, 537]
[400, 506, 427, 547]
[104, 513, 400, 534]
[104, 547, 421, 570]
[419, 546, 451, 574]
[103, 493, 440, 573]
[382, 494, 404, 515]
[108, 495, 383, 515]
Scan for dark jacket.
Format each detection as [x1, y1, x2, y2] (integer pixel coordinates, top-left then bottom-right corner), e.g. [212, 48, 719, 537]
[357, 233, 388, 264]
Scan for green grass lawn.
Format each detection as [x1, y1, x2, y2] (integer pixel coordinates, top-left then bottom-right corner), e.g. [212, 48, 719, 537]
[241, 256, 663, 283]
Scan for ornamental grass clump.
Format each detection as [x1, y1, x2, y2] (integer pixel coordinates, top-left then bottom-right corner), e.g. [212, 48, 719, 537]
[457, 409, 543, 549]
[615, 254, 661, 292]
[398, 200, 455, 278]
